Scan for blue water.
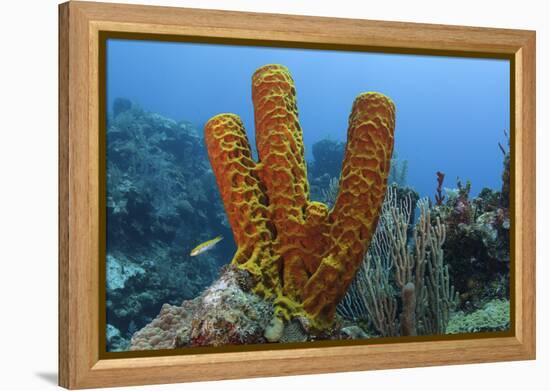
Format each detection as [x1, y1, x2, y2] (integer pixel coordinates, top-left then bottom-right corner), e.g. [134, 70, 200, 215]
[107, 39, 510, 199]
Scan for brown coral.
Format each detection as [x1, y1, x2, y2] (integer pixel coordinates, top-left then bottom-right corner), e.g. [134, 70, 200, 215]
[205, 64, 395, 329]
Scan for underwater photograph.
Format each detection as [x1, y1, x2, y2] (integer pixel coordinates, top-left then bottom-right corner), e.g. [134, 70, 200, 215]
[104, 38, 511, 353]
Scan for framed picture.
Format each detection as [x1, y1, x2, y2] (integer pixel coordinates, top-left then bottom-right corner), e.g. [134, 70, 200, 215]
[59, 1, 536, 389]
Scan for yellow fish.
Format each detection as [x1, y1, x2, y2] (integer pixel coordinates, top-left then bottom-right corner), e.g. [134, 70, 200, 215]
[190, 235, 223, 256]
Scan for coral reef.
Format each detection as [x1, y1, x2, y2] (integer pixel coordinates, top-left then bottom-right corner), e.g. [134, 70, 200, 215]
[130, 266, 273, 350]
[204, 64, 395, 330]
[130, 299, 200, 350]
[446, 299, 510, 334]
[436, 176, 510, 311]
[405, 199, 458, 335]
[106, 254, 145, 291]
[106, 324, 130, 351]
[183, 267, 273, 347]
[337, 186, 458, 336]
[105, 101, 228, 350]
[130, 264, 372, 350]
[118, 71, 511, 351]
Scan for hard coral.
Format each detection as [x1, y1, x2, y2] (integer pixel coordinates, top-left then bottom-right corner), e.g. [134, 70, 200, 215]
[130, 299, 199, 350]
[130, 265, 273, 350]
[205, 64, 395, 330]
[446, 299, 510, 334]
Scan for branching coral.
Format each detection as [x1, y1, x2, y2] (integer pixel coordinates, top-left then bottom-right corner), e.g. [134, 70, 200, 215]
[392, 197, 459, 335]
[337, 187, 400, 336]
[204, 64, 395, 330]
[338, 186, 458, 336]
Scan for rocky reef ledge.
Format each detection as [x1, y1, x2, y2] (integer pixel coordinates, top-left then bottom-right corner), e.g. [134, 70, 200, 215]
[130, 265, 364, 350]
[130, 265, 268, 349]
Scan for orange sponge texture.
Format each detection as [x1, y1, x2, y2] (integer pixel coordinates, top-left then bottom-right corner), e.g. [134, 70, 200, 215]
[204, 64, 395, 328]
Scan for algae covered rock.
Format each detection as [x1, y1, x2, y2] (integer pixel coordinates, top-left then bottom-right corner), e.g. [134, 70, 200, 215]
[186, 266, 273, 347]
[130, 265, 274, 350]
[130, 264, 362, 350]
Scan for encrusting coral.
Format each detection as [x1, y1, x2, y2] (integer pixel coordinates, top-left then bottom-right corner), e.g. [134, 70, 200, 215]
[204, 64, 395, 331]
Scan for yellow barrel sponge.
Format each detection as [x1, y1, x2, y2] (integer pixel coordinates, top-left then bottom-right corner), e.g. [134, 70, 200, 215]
[204, 64, 395, 330]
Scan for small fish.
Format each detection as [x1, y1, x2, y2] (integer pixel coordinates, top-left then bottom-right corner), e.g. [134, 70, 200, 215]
[190, 235, 223, 256]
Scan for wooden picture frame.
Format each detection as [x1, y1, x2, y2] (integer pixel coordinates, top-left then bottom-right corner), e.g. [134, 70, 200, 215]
[58, 1, 536, 389]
